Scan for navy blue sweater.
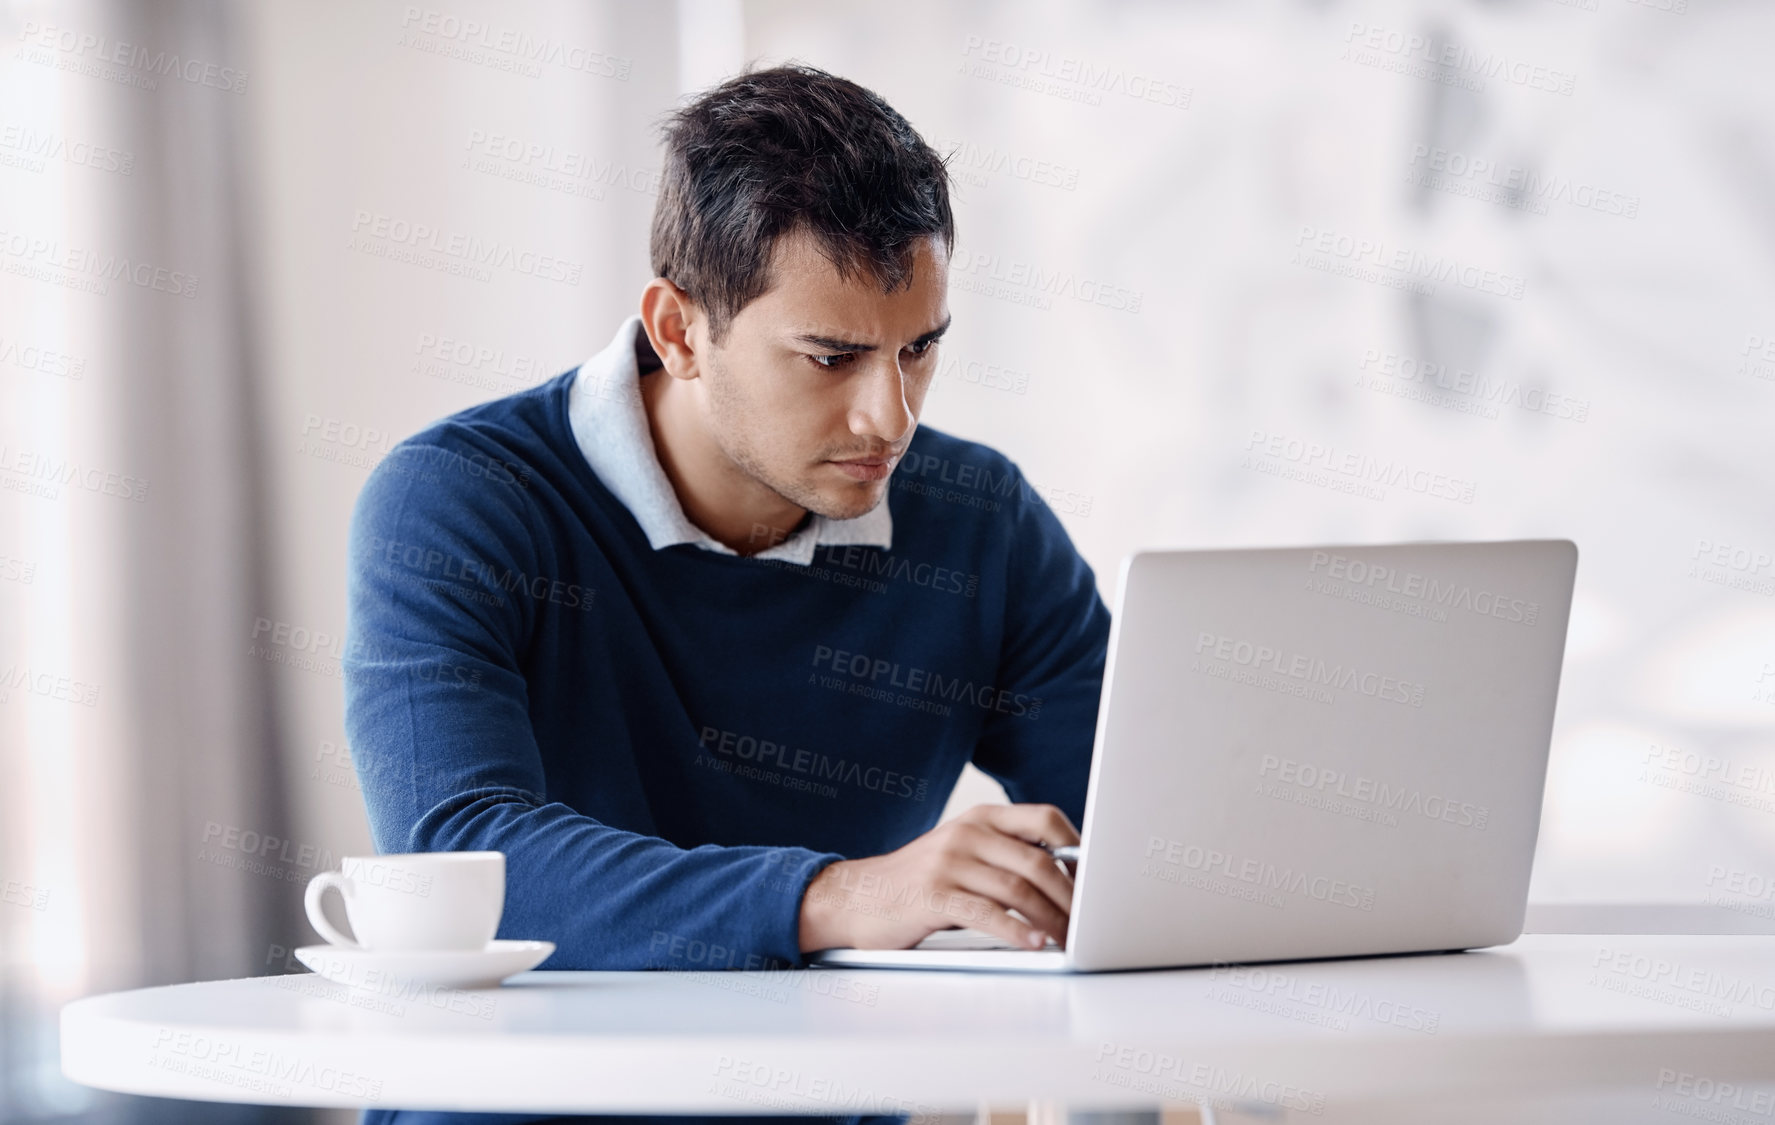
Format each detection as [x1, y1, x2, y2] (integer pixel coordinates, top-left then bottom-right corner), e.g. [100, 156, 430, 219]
[344, 366, 1110, 1125]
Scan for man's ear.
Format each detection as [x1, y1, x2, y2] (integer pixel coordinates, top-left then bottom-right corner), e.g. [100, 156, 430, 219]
[639, 278, 704, 381]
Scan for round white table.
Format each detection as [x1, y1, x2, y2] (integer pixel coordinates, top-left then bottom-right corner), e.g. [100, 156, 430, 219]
[61, 935, 1775, 1119]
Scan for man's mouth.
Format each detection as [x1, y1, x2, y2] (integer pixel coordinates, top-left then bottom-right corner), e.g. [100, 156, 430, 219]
[826, 454, 896, 482]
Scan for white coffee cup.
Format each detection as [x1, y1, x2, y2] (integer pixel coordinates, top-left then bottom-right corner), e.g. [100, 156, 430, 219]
[304, 852, 504, 952]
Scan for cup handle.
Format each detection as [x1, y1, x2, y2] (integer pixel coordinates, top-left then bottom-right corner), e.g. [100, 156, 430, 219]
[304, 872, 362, 949]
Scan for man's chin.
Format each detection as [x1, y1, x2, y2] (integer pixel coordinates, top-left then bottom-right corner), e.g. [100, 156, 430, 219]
[802, 480, 886, 522]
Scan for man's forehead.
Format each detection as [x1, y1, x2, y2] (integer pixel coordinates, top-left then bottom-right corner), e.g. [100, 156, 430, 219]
[753, 232, 949, 340]
[765, 228, 948, 288]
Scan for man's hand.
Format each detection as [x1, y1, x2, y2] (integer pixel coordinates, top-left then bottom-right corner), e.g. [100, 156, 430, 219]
[797, 803, 1079, 953]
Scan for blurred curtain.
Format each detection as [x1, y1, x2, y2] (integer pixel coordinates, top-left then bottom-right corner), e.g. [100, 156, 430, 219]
[0, 0, 304, 1120]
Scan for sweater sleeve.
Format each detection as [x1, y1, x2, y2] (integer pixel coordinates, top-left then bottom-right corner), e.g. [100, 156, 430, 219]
[967, 466, 1112, 830]
[342, 438, 845, 970]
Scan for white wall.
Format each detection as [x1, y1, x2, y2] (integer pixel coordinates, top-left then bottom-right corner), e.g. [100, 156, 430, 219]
[186, 0, 1775, 930]
[240, 0, 679, 876]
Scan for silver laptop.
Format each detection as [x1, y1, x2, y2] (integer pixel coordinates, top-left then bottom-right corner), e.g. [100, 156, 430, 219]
[809, 539, 1578, 973]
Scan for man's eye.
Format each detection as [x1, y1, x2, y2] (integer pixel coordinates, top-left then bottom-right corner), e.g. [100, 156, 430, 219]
[809, 353, 856, 370]
[905, 339, 937, 358]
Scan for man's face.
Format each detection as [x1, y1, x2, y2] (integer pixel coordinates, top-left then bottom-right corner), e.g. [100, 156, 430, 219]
[696, 229, 950, 522]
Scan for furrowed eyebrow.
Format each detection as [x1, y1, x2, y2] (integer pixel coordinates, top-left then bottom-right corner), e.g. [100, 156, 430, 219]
[911, 316, 953, 348]
[794, 315, 952, 353]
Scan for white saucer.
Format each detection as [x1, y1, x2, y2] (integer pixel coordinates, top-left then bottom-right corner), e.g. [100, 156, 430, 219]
[293, 940, 555, 990]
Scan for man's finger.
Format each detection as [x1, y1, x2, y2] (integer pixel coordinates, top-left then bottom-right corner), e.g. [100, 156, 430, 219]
[953, 860, 1070, 946]
[916, 884, 996, 930]
[963, 899, 1054, 951]
[971, 830, 1076, 920]
[974, 802, 1080, 849]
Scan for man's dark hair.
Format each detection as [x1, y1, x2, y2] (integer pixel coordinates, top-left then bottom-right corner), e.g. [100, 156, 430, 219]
[650, 64, 954, 341]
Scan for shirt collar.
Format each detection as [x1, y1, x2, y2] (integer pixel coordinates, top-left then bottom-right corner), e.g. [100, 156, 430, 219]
[567, 315, 894, 566]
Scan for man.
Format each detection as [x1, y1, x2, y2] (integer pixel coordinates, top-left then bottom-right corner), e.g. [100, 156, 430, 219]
[345, 65, 1111, 1125]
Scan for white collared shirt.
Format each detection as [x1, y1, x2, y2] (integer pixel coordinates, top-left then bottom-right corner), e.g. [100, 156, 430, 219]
[567, 316, 894, 566]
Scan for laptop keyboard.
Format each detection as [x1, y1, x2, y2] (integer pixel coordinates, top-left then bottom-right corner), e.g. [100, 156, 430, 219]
[913, 928, 1062, 952]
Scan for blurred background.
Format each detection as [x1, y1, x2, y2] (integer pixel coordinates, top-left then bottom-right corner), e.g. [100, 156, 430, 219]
[2, 0, 1772, 1120]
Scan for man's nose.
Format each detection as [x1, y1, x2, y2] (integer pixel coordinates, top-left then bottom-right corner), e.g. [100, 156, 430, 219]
[848, 359, 915, 444]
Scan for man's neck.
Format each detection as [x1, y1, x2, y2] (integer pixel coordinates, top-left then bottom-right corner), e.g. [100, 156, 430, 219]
[636, 340, 808, 556]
